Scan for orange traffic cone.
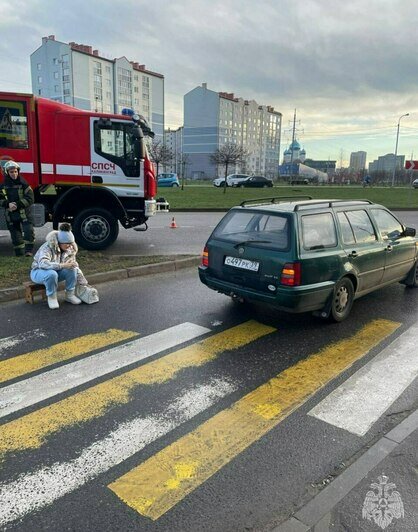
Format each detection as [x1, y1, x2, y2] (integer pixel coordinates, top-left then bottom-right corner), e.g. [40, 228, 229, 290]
[170, 217, 178, 229]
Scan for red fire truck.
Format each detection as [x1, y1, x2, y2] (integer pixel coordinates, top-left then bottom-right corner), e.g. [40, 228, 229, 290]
[0, 92, 161, 249]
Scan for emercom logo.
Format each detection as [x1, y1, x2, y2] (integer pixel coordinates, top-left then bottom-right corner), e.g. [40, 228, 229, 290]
[362, 475, 404, 529]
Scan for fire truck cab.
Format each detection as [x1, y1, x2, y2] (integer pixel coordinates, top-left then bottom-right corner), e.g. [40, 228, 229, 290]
[0, 92, 160, 250]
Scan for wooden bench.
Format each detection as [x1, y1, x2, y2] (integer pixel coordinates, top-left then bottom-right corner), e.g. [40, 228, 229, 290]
[23, 282, 46, 304]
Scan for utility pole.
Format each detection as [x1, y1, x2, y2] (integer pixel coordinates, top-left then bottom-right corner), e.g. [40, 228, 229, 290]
[392, 113, 409, 187]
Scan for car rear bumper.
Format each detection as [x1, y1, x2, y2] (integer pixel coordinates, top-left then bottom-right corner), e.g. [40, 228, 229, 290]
[198, 267, 335, 313]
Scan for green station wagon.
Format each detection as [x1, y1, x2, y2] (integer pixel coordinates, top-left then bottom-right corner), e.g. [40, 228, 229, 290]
[198, 197, 418, 321]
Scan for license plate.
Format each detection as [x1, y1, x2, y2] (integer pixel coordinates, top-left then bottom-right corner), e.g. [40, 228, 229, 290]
[224, 256, 260, 272]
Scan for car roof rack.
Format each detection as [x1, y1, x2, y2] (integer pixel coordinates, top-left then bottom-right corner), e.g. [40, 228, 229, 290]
[294, 199, 374, 211]
[240, 196, 312, 207]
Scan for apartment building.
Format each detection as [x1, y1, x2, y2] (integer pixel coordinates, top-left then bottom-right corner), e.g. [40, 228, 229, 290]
[164, 127, 183, 174]
[349, 151, 367, 171]
[368, 153, 405, 174]
[183, 83, 282, 179]
[30, 35, 164, 138]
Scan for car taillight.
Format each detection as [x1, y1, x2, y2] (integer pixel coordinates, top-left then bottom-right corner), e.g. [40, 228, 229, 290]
[201, 246, 209, 267]
[280, 262, 301, 286]
[144, 158, 156, 198]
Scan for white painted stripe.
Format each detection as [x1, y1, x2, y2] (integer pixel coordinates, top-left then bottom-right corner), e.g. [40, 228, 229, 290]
[82, 166, 91, 175]
[0, 378, 236, 526]
[0, 322, 209, 419]
[41, 163, 54, 174]
[56, 164, 83, 176]
[17, 162, 34, 174]
[0, 329, 46, 357]
[309, 323, 418, 436]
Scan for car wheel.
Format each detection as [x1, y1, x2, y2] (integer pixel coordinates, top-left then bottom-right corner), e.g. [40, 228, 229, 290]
[73, 208, 119, 250]
[329, 277, 354, 322]
[404, 260, 418, 287]
[173, 183, 179, 187]
[239, 184, 245, 188]
[263, 184, 268, 188]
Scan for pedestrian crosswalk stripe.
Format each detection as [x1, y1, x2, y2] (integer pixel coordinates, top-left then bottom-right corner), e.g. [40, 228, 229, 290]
[0, 323, 210, 420]
[0, 320, 274, 461]
[0, 329, 46, 355]
[0, 329, 138, 385]
[309, 322, 418, 435]
[108, 319, 400, 520]
[0, 378, 237, 527]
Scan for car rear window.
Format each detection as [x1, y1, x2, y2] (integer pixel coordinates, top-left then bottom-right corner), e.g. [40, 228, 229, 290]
[213, 210, 289, 250]
[301, 213, 337, 250]
[344, 210, 377, 243]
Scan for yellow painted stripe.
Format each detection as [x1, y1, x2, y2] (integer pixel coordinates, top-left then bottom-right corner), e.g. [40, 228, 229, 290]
[0, 321, 274, 461]
[108, 319, 400, 520]
[0, 329, 138, 385]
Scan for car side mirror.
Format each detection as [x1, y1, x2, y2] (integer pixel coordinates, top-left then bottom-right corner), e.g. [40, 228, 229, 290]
[403, 226, 416, 237]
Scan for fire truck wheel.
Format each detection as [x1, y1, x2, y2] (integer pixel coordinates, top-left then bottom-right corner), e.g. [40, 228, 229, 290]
[73, 208, 119, 250]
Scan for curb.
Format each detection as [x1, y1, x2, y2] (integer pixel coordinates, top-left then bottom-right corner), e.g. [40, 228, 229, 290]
[0, 256, 200, 304]
[273, 407, 418, 531]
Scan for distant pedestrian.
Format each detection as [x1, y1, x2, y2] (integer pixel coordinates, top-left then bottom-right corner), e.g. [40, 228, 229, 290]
[0, 160, 35, 256]
[30, 223, 82, 309]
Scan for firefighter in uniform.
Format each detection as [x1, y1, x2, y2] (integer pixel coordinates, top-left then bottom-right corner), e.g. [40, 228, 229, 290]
[0, 161, 35, 256]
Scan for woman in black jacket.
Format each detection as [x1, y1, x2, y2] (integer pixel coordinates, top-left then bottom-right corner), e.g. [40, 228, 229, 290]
[0, 160, 35, 256]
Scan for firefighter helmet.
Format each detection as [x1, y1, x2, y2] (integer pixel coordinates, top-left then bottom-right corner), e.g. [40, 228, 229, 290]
[4, 161, 20, 173]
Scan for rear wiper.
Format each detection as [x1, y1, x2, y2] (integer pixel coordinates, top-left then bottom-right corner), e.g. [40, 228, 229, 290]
[234, 240, 272, 248]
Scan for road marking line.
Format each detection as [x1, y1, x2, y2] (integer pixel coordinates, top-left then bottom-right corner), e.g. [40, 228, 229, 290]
[108, 319, 399, 520]
[0, 329, 138, 385]
[0, 329, 46, 356]
[0, 378, 237, 527]
[0, 323, 210, 419]
[0, 321, 273, 460]
[309, 322, 418, 435]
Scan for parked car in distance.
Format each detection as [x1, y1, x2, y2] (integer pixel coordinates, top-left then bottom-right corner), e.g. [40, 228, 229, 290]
[157, 173, 180, 187]
[413, 178, 418, 189]
[199, 197, 418, 322]
[213, 174, 250, 187]
[234, 175, 273, 188]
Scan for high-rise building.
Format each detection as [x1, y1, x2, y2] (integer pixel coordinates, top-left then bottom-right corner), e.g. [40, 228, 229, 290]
[183, 83, 282, 179]
[349, 151, 367, 171]
[368, 153, 405, 174]
[164, 127, 183, 174]
[30, 35, 164, 138]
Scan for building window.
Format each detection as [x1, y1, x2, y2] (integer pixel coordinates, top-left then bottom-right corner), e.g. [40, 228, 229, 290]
[38, 76, 42, 83]
[105, 65, 111, 74]
[37, 63, 42, 70]
[54, 71, 59, 79]
[53, 58, 58, 65]
[55, 85, 59, 92]
[93, 61, 102, 75]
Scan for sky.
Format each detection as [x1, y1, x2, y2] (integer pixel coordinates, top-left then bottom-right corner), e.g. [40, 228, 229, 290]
[1, 0, 418, 167]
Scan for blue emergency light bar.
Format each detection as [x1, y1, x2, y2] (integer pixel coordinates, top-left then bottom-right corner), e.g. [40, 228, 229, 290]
[121, 108, 135, 117]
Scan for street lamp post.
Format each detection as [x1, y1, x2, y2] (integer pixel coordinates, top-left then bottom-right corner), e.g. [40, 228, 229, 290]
[391, 113, 409, 186]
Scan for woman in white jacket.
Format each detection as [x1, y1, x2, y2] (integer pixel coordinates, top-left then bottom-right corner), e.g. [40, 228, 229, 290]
[30, 223, 82, 309]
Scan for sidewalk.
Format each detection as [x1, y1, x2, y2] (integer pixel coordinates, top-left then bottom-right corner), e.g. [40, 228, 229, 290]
[0, 256, 201, 304]
[275, 408, 418, 531]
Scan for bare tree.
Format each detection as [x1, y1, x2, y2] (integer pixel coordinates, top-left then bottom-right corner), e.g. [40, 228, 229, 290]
[210, 143, 248, 193]
[149, 140, 173, 176]
[180, 153, 190, 190]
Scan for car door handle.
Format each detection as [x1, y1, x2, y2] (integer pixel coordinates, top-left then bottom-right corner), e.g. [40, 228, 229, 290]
[386, 245, 393, 252]
[349, 251, 358, 258]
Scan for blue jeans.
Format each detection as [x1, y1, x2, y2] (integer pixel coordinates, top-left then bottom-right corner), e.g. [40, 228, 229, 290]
[30, 268, 77, 297]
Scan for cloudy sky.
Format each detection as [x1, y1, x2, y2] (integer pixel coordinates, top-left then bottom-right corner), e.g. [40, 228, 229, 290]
[1, 0, 418, 166]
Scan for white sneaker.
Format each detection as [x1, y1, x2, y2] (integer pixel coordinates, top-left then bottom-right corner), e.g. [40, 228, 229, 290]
[65, 290, 82, 305]
[47, 293, 59, 309]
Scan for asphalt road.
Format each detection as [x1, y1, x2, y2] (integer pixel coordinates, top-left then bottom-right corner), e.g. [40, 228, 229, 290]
[0, 265, 417, 531]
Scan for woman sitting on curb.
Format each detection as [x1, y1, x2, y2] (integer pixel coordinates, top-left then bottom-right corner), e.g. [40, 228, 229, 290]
[30, 223, 82, 309]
